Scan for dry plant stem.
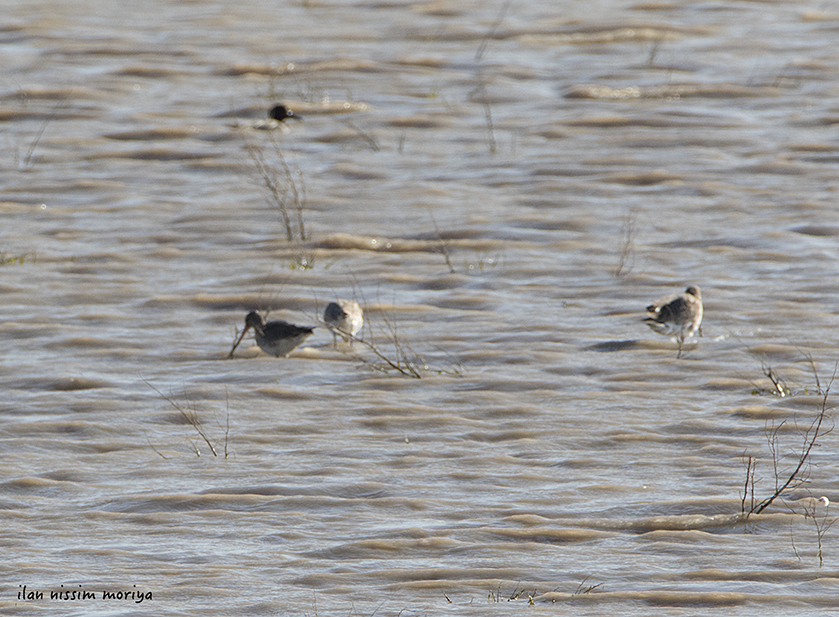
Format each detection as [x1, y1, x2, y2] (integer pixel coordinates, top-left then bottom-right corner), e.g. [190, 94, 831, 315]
[740, 455, 757, 514]
[147, 435, 169, 460]
[342, 118, 380, 151]
[482, 94, 496, 155]
[787, 497, 836, 568]
[21, 99, 67, 169]
[647, 39, 661, 67]
[810, 503, 835, 568]
[429, 210, 455, 273]
[800, 350, 824, 394]
[614, 207, 637, 278]
[351, 318, 423, 379]
[349, 294, 421, 378]
[144, 380, 219, 457]
[241, 131, 307, 242]
[221, 388, 231, 459]
[473, 0, 508, 154]
[762, 363, 789, 397]
[574, 576, 603, 595]
[749, 384, 833, 516]
[475, 0, 512, 61]
[327, 282, 457, 378]
[789, 518, 801, 562]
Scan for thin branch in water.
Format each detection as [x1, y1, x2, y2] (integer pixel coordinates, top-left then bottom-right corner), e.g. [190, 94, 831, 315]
[144, 380, 219, 457]
[476, 0, 513, 61]
[356, 309, 423, 379]
[573, 576, 604, 595]
[786, 495, 836, 568]
[614, 206, 637, 278]
[240, 131, 307, 242]
[766, 420, 785, 495]
[342, 118, 380, 152]
[762, 363, 790, 397]
[429, 210, 455, 274]
[798, 349, 824, 394]
[482, 91, 496, 155]
[740, 455, 756, 514]
[146, 434, 169, 459]
[20, 99, 68, 170]
[647, 39, 662, 68]
[221, 387, 231, 460]
[750, 377, 834, 515]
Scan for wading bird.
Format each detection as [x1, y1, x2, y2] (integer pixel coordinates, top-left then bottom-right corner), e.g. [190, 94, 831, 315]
[247, 104, 301, 131]
[644, 285, 703, 358]
[228, 311, 314, 358]
[268, 104, 299, 122]
[323, 300, 363, 347]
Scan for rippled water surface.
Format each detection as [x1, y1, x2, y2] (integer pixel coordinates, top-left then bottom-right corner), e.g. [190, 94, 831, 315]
[3, 1, 839, 615]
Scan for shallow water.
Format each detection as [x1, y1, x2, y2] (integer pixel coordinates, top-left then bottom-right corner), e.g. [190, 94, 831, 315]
[2, 0, 839, 615]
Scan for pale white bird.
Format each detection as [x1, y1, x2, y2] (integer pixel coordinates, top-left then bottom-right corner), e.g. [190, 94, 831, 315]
[324, 300, 363, 347]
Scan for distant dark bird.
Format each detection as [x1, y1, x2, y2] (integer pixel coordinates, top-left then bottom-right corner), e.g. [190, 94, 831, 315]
[323, 300, 363, 347]
[228, 311, 313, 358]
[269, 104, 300, 122]
[644, 285, 703, 358]
[247, 105, 301, 131]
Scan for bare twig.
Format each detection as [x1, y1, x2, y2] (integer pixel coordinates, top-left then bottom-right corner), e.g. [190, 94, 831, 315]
[740, 455, 757, 514]
[749, 378, 834, 516]
[353, 310, 423, 379]
[798, 349, 824, 395]
[240, 131, 307, 243]
[647, 39, 662, 68]
[429, 210, 455, 274]
[573, 576, 604, 595]
[144, 380, 221, 457]
[21, 99, 67, 170]
[476, 0, 513, 61]
[342, 118, 380, 151]
[481, 87, 496, 155]
[762, 363, 790, 397]
[146, 434, 170, 460]
[786, 496, 835, 567]
[614, 207, 637, 278]
[221, 387, 231, 460]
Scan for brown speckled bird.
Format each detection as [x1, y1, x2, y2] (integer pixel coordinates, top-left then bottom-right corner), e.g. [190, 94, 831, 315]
[644, 285, 703, 358]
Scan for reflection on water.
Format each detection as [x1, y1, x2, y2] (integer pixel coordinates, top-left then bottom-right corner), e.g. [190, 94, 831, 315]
[2, 0, 839, 614]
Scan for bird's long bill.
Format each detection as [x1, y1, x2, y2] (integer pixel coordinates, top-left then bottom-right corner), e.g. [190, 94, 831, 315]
[227, 325, 251, 358]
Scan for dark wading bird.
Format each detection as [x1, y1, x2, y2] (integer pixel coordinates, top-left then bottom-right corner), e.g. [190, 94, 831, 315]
[644, 285, 703, 358]
[228, 311, 314, 358]
[268, 104, 300, 123]
[323, 299, 363, 348]
[247, 104, 301, 131]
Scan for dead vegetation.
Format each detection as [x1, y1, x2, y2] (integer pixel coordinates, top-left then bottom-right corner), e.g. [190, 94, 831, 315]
[614, 206, 638, 278]
[739, 361, 836, 565]
[741, 385, 832, 517]
[346, 308, 426, 379]
[145, 380, 231, 459]
[240, 131, 308, 245]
